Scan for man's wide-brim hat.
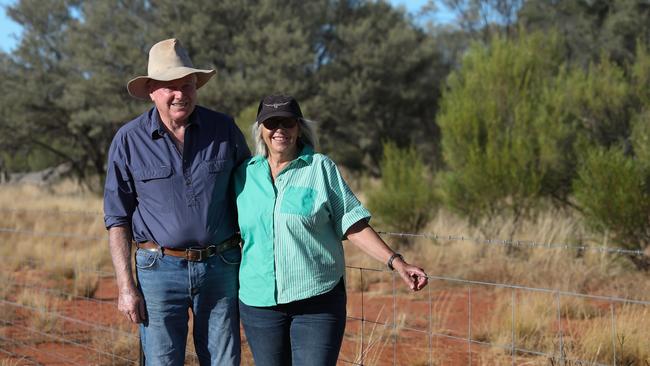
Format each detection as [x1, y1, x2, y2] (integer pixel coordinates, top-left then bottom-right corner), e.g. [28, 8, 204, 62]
[127, 38, 215, 100]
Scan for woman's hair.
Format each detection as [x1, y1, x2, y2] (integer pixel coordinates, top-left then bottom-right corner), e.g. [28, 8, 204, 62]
[251, 118, 319, 157]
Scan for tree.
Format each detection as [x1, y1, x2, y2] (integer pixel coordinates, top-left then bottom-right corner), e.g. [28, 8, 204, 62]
[518, 0, 650, 67]
[437, 31, 573, 233]
[0, 0, 448, 187]
[0, 0, 152, 189]
[572, 45, 650, 269]
[307, 1, 447, 172]
[440, 0, 524, 41]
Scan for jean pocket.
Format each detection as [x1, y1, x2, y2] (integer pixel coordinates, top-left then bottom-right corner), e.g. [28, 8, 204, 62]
[219, 247, 242, 265]
[135, 248, 159, 269]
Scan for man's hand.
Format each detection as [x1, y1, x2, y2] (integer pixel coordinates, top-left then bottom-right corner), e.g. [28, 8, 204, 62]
[118, 286, 147, 323]
[108, 226, 146, 323]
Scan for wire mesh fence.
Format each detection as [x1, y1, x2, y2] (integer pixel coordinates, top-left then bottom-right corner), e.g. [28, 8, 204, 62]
[0, 207, 648, 365]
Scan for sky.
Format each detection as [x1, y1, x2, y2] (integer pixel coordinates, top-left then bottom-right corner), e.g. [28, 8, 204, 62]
[0, 0, 445, 53]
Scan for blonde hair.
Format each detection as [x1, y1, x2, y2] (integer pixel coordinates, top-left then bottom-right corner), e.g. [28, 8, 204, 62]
[251, 118, 319, 157]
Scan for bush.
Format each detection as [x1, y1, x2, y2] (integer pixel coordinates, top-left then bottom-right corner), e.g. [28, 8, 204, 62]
[573, 147, 650, 267]
[366, 142, 437, 237]
[437, 31, 571, 233]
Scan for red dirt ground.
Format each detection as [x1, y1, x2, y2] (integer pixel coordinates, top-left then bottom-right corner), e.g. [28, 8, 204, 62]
[1, 274, 541, 365]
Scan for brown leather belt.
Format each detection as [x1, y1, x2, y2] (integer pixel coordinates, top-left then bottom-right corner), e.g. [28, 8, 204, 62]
[137, 235, 241, 262]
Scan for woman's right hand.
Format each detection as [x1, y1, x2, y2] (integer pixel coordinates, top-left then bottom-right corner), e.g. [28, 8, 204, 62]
[392, 258, 428, 291]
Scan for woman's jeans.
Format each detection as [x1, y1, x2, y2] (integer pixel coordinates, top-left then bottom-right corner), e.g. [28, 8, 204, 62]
[135, 247, 241, 366]
[239, 279, 347, 366]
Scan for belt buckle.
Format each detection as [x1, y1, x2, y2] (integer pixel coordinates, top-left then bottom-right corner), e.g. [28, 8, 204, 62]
[186, 247, 204, 262]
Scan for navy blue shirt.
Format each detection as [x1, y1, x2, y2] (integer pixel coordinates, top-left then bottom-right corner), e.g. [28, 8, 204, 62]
[103, 105, 251, 248]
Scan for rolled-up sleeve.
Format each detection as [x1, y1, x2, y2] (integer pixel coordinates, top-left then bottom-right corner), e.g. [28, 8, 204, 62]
[104, 134, 136, 229]
[323, 158, 371, 239]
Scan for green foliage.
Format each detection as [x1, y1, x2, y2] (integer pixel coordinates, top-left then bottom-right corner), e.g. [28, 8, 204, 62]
[234, 103, 258, 152]
[571, 43, 650, 263]
[0, 0, 447, 185]
[366, 142, 437, 235]
[519, 0, 650, 67]
[573, 147, 650, 252]
[306, 1, 447, 172]
[563, 57, 632, 147]
[437, 31, 571, 230]
[0, 0, 152, 189]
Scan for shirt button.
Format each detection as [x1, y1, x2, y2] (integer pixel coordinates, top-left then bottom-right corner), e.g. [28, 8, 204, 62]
[185, 178, 191, 185]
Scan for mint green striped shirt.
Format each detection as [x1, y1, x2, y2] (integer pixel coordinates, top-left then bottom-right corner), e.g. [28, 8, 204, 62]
[234, 145, 371, 306]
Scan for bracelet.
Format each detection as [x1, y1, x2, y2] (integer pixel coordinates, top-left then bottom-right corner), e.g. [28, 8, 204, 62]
[387, 253, 403, 271]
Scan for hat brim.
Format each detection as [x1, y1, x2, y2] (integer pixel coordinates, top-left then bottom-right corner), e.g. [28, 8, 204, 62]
[257, 111, 302, 123]
[127, 67, 215, 100]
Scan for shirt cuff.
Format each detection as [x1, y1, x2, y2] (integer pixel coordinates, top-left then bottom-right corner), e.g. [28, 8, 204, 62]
[104, 216, 131, 230]
[339, 206, 371, 239]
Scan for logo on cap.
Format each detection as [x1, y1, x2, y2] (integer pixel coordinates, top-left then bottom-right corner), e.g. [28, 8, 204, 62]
[264, 102, 290, 109]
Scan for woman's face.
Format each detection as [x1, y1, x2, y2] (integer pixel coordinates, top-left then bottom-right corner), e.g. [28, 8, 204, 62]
[261, 117, 300, 156]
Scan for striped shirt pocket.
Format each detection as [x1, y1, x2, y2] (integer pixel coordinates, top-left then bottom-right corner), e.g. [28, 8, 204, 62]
[280, 186, 316, 216]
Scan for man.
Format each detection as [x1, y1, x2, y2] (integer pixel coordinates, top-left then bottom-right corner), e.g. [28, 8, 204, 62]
[104, 38, 250, 365]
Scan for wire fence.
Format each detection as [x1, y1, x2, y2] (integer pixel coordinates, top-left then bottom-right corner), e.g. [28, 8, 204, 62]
[0, 207, 649, 365]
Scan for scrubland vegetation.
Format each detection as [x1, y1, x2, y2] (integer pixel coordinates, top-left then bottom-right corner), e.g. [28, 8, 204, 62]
[0, 180, 648, 364]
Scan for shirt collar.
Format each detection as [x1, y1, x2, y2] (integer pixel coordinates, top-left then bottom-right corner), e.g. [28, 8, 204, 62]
[148, 106, 200, 139]
[248, 144, 314, 166]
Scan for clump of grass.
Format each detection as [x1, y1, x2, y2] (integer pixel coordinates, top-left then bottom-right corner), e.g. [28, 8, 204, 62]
[473, 291, 557, 354]
[353, 307, 392, 366]
[0, 273, 17, 325]
[91, 323, 139, 365]
[567, 305, 650, 365]
[0, 359, 23, 366]
[16, 289, 60, 333]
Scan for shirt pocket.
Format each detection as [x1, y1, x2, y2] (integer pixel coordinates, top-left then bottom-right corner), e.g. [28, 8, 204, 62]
[203, 159, 233, 203]
[280, 186, 316, 216]
[132, 166, 174, 213]
[204, 159, 231, 174]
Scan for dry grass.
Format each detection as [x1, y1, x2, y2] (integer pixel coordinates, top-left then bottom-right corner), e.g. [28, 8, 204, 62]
[345, 206, 650, 364]
[0, 180, 108, 299]
[15, 289, 61, 333]
[2, 181, 650, 363]
[90, 322, 140, 366]
[565, 305, 650, 365]
[0, 360, 23, 366]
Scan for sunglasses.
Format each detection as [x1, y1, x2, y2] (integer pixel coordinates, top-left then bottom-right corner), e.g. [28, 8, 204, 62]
[261, 118, 298, 130]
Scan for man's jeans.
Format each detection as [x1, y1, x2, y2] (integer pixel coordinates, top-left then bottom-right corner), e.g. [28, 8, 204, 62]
[135, 247, 241, 366]
[239, 279, 346, 366]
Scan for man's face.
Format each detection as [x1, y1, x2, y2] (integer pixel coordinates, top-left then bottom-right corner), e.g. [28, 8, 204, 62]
[148, 74, 197, 125]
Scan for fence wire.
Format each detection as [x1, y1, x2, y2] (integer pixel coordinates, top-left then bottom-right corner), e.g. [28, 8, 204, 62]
[2, 265, 648, 365]
[377, 231, 646, 257]
[1, 209, 649, 365]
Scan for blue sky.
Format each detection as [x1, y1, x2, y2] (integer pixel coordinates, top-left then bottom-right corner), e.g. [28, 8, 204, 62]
[0, 0, 445, 52]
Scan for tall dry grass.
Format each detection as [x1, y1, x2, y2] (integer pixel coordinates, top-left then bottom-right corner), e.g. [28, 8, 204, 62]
[1, 181, 649, 364]
[344, 207, 650, 364]
[15, 289, 61, 333]
[0, 180, 109, 298]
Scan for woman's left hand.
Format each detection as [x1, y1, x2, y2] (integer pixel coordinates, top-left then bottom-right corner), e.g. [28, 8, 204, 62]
[392, 258, 428, 291]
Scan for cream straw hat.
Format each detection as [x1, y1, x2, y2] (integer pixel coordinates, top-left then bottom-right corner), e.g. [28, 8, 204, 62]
[127, 38, 215, 100]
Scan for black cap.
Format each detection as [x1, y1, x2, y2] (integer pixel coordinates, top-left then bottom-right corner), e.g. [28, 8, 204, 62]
[256, 95, 303, 123]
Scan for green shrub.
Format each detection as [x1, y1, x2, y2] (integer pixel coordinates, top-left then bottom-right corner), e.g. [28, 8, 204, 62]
[366, 142, 437, 237]
[234, 103, 258, 152]
[573, 147, 650, 265]
[437, 31, 571, 232]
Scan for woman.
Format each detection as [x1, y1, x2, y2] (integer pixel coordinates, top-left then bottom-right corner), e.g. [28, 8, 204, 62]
[234, 95, 428, 366]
